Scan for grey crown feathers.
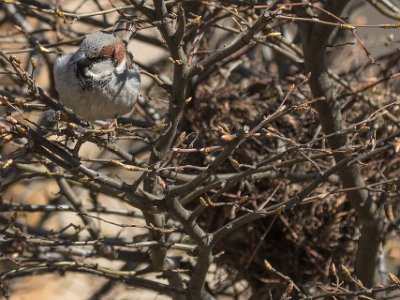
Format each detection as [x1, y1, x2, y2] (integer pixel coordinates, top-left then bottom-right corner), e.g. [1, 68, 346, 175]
[54, 31, 141, 121]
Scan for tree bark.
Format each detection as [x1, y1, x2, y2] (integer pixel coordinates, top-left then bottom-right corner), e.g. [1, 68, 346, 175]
[295, 0, 385, 287]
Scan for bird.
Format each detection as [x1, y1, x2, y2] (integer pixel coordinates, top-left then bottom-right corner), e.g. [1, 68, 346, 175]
[54, 31, 141, 121]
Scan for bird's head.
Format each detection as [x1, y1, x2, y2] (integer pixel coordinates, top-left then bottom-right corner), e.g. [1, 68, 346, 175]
[73, 32, 129, 86]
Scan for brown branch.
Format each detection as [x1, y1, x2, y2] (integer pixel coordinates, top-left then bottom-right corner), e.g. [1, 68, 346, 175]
[55, 174, 100, 238]
[212, 143, 392, 244]
[186, 9, 281, 78]
[294, 0, 385, 286]
[0, 260, 187, 296]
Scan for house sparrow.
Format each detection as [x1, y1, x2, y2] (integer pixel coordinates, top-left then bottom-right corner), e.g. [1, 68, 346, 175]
[54, 31, 140, 121]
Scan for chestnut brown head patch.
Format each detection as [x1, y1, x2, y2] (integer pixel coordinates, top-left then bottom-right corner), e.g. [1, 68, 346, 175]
[99, 41, 126, 66]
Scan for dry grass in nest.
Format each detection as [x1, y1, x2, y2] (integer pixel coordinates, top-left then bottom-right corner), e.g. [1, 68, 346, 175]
[182, 68, 361, 294]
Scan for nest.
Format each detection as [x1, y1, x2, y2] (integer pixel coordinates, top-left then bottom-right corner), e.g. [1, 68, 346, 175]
[182, 61, 361, 295]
